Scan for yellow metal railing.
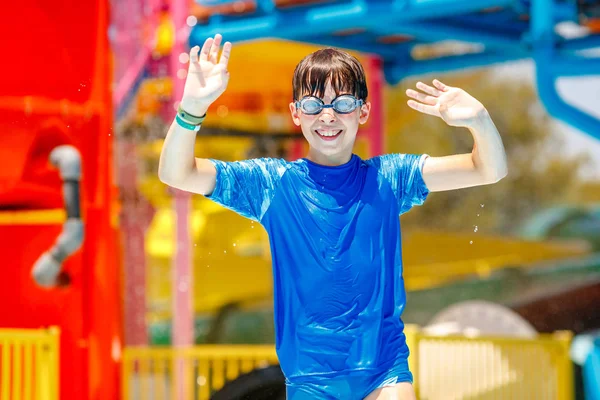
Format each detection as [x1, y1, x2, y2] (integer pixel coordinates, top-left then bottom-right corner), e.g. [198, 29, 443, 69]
[122, 345, 278, 400]
[123, 326, 574, 400]
[406, 326, 574, 400]
[0, 327, 60, 400]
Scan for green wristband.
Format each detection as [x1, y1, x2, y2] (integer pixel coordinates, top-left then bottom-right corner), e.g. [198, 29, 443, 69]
[175, 114, 201, 132]
[177, 105, 206, 125]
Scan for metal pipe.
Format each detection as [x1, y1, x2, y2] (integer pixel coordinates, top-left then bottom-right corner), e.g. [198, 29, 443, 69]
[32, 145, 84, 287]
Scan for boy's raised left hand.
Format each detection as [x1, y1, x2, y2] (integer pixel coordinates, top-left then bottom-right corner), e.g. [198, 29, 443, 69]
[406, 80, 487, 128]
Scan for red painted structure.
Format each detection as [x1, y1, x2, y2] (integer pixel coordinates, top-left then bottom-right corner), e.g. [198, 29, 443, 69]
[0, 1, 121, 399]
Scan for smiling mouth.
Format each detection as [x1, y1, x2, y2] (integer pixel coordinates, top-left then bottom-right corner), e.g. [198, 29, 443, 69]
[316, 129, 342, 140]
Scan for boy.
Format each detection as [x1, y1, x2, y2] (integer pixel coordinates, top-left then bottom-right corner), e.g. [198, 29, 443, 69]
[159, 34, 508, 400]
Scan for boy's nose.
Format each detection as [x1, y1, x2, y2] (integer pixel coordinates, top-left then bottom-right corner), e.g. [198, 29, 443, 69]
[319, 110, 336, 123]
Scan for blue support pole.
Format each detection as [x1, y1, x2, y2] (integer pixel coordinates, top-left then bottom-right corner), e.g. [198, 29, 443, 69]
[256, 0, 275, 13]
[532, 0, 600, 140]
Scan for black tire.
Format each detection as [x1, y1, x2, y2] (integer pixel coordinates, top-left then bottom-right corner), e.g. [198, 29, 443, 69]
[210, 365, 286, 400]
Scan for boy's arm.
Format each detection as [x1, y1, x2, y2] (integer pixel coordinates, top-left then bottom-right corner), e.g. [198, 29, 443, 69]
[158, 34, 231, 195]
[158, 115, 216, 195]
[406, 79, 508, 192]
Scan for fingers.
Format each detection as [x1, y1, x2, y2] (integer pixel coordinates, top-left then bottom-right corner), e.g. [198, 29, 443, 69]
[416, 81, 442, 97]
[198, 34, 231, 66]
[407, 100, 438, 117]
[199, 37, 213, 62]
[406, 88, 437, 106]
[432, 79, 450, 92]
[209, 34, 222, 63]
[405, 79, 451, 116]
[219, 41, 232, 67]
[189, 45, 200, 64]
[188, 45, 206, 86]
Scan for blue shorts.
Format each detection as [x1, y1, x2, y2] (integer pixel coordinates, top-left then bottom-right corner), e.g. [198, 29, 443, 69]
[285, 359, 413, 400]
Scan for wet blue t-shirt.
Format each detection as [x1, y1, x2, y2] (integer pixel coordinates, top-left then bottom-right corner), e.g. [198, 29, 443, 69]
[206, 153, 429, 380]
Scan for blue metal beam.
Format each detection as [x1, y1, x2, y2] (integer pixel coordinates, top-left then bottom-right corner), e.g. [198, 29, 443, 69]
[449, 14, 529, 35]
[531, 0, 600, 140]
[294, 35, 414, 61]
[256, 0, 275, 13]
[384, 49, 528, 84]
[558, 34, 600, 53]
[371, 22, 523, 49]
[551, 56, 600, 77]
[189, 0, 600, 141]
[190, 0, 515, 46]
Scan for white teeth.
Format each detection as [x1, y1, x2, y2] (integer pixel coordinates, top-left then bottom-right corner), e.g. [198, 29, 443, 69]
[317, 130, 341, 137]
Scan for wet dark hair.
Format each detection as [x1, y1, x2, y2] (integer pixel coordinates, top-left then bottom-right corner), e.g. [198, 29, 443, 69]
[292, 48, 368, 101]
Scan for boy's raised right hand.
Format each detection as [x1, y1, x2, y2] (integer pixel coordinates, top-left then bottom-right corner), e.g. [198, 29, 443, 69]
[180, 34, 232, 117]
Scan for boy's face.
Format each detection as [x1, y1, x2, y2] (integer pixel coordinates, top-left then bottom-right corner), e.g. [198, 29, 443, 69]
[289, 82, 370, 165]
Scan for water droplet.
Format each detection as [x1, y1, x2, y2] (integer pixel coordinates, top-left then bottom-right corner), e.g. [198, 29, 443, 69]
[179, 52, 190, 64]
[469, 241, 473, 244]
[480, 204, 485, 208]
[206, 265, 210, 268]
[208, 252, 211, 255]
[194, 244, 197, 247]
[223, 250, 227, 254]
[177, 68, 187, 79]
[477, 214, 480, 217]
[233, 243, 236, 247]
[473, 226, 478, 233]
[251, 226, 254, 229]
[186, 16, 198, 28]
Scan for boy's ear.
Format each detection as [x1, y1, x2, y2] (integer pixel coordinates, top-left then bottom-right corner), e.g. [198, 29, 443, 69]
[359, 101, 371, 125]
[289, 102, 301, 126]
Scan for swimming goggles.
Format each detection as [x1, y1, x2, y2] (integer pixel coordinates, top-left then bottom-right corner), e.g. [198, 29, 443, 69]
[295, 94, 364, 115]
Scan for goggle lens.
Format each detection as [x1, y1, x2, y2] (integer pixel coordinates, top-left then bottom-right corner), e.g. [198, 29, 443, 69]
[296, 95, 363, 115]
[334, 96, 357, 113]
[302, 99, 322, 114]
